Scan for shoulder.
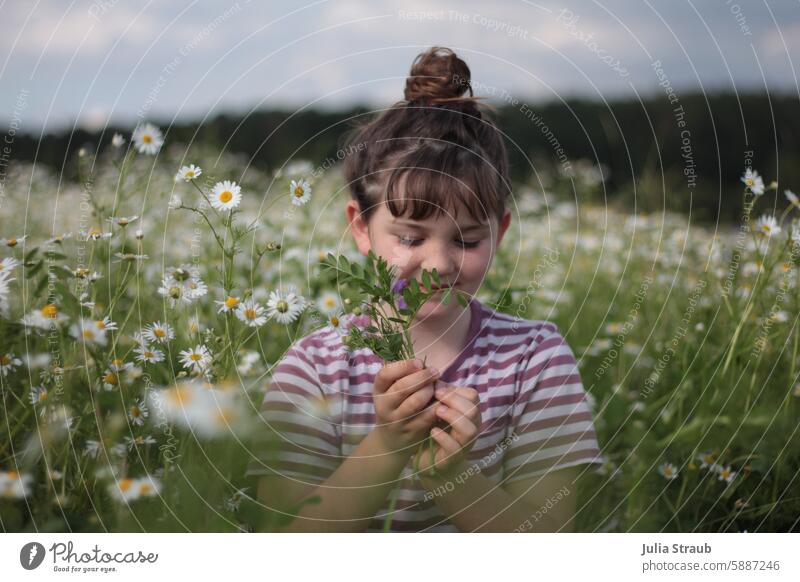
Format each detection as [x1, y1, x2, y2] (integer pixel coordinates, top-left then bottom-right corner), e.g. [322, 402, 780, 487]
[475, 301, 567, 355]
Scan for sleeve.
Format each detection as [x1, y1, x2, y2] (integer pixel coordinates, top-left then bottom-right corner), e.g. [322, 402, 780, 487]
[502, 325, 603, 484]
[245, 340, 342, 484]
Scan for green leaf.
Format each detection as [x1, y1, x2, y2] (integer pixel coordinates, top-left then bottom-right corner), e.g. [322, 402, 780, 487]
[431, 269, 441, 287]
[457, 291, 469, 307]
[422, 270, 431, 291]
[440, 288, 451, 305]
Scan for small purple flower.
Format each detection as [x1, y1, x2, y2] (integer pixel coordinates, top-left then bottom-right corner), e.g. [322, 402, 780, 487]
[391, 278, 408, 295]
[397, 297, 408, 310]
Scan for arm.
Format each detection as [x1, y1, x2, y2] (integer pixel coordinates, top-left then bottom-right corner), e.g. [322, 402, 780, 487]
[419, 463, 578, 532]
[257, 359, 441, 532]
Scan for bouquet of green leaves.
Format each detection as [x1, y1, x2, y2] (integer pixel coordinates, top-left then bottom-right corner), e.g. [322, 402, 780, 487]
[320, 250, 469, 363]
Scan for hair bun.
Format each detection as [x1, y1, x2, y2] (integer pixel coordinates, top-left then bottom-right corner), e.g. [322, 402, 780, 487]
[404, 46, 477, 107]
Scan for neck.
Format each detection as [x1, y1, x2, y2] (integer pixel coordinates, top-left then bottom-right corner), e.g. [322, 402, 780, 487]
[407, 302, 472, 366]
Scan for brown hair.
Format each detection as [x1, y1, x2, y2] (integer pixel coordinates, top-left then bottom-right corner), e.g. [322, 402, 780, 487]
[343, 46, 511, 226]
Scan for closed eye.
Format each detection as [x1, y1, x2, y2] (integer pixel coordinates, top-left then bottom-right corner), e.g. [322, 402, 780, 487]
[397, 235, 481, 249]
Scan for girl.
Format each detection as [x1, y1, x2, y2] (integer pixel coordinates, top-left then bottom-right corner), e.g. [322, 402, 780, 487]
[247, 46, 602, 532]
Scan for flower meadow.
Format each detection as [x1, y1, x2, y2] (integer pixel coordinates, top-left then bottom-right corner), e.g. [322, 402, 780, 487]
[1, 124, 799, 532]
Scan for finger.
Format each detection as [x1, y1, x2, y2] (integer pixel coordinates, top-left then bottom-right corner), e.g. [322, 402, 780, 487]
[374, 359, 423, 394]
[435, 405, 479, 447]
[435, 384, 479, 404]
[430, 426, 461, 459]
[382, 367, 440, 408]
[435, 390, 479, 419]
[395, 385, 435, 419]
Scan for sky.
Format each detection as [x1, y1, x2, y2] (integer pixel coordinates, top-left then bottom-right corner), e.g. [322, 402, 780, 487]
[1, 0, 798, 134]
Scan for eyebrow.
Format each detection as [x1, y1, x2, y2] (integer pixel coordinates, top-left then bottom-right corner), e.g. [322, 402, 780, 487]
[391, 219, 491, 233]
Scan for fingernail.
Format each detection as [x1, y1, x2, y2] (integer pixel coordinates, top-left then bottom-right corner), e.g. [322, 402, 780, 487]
[435, 387, 446, 398]
[412, 359, 422, 369]
[429, 367, 440, 377]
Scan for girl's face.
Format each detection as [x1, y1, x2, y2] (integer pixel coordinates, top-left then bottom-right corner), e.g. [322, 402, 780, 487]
[346, 197, 512, 321]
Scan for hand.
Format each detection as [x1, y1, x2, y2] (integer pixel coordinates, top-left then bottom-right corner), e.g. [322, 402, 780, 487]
[414, 384, 481, 478]
[372, 359, 441, 452]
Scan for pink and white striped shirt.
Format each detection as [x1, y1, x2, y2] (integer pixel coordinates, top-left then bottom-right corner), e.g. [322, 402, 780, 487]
[246, 297, 603, 531]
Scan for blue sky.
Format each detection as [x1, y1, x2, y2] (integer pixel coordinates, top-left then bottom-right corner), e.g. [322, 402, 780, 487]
[1, 0, 798, 133]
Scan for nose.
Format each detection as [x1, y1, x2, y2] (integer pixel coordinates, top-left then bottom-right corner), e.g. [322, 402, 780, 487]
[419, 240, 459, 284]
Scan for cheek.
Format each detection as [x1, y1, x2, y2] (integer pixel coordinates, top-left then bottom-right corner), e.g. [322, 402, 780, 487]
[458, 248, 493, 280]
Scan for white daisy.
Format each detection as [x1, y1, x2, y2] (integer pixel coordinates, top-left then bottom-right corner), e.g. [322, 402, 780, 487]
[328, 311, 347, 335]
[84, 440, 103, 458]
[135, 475, 161, 498]
[109, 477, 141, 502]
[0, 353, 22, 376]
[316, 291, 342, 315]
[754, 214, 780, 237]
[129, 399, 149, 426]
[142, 321, 175, 344]
[94, 316, 118, 332]
[1, 235, 26, 247]
[176, 164, 202, 182]
[0, 471, 33, 499]
[108, 215, 139, 228]
[134, 345, 165, 364]
[46, 232, 73, 245]
[210, 180, 242, 211]
[0, 256, 20, 273]
[697, 452, 716, 469]
[266, 288, 306, 325]
[236, 350, 261, 375]
[29, 386, 49, 406]
[658, 462, 678, 480]
[131, 123, 164, 155]
[111, 133, 126, 147]
[741, 168, 765, 195]
[113, 252, 149, 263]
[168, 193, 183, 210]
[234, 299, 267, 327]
[215, 295, 241, 313]
[85, 228, 112, 241]
[70, 318, 107, 346]
[715, 464, 737, 483]
[99, 369, 121, 391]
[224, 487, 250, 512]
[123, 435, 157, 451]
[179, 344, 212, 374]
[289, 179, 311, 206]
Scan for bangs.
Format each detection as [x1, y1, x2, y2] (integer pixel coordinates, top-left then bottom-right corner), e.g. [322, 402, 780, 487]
[383, 143, 506, 225]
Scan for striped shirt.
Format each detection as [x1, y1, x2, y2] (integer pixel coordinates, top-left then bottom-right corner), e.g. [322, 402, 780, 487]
[246, 297, 603, 531]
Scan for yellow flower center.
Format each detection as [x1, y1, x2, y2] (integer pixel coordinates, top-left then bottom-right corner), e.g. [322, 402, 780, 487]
[41, 304, 58, 318]
[186, 171, 195, 178]
[294, 186, 304, 197]
[119, 478, 133, 492]
[142, 134, 152, 144]
[82, 330, 94, 339]
[190, 353, 202, 361]
[144, 351, 154, 359]
[104, 373, 118, 386]
[219, 190, 233, 203]
[167, 386, 192, 405]
[245, 308, 257, 320]
[140, 483, 152, 495]
[154, 328, 166, 338]
[331, 316, 340, 327]
[277, 300, 289, 313]
[131, 407, 141, 417]
[95, 320, 106, 329]
[225, 297, 239, 308]
[7, 238, 18, 246]
[118, 218, 128, 226]
[0, 355, 10, 365]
